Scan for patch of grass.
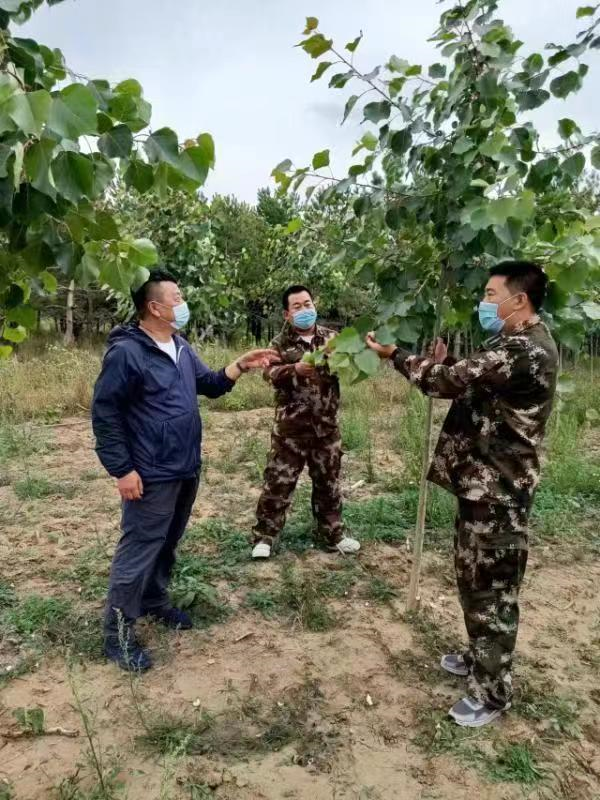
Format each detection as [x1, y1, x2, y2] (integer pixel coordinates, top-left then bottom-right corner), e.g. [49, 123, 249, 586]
[59, 543, 110, 600]
[485, 743, 545, 785]
[137, 676, 338, 771]
[365, 576, 398, 603]
[3, 595, 73, 638]
[245, 589, 280, 618]
[317, 564, 358, 599]
[278, 563, 337, 632]
[341, 409, 370, 452]
[0, 594, 103, 663]
[391, 388, 427, 482]
[515, 675, 581, 740]
[343, 487, 454, 547]
[412, 707, 485, 759]
[0, 422, 49, 464]
[0, 581, 16, 609]
[13, 476, 77, 501]
[404, 608, 461, 660]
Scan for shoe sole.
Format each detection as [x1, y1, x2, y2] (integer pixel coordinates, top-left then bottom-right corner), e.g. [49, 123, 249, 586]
[440, 656, 469, 677]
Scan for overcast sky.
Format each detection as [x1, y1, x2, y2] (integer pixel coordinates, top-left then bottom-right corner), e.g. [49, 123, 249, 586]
[20, 0, 600, 202]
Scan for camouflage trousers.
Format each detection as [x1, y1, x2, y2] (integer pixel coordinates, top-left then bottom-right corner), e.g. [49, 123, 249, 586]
[455, 499, 529, 710]
[253, 431, 344, 548]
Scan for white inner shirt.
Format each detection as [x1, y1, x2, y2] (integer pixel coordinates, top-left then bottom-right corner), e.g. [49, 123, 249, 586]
[299, 334, 314, 344]
[155, 337, 178, 363]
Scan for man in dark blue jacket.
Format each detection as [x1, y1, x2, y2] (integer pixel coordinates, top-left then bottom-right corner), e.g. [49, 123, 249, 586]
[92, 268, 278, 671]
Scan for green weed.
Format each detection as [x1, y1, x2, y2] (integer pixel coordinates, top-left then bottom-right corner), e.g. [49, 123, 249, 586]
[485, 743, 545, 785]
[515, 675, 581, 740]
[365, 576, 398, 603]
[245, 589, 280, 618]
[279, 563, 336, 632]
[13, 476, 77, 501]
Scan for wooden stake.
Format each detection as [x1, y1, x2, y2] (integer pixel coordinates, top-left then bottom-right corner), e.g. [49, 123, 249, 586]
[406, 269, 446, 612]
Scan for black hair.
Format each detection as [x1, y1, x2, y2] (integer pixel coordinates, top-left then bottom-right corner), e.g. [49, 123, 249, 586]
[282, 284, 313, 310]
[488, 260, 548, 311]
[131, 268, 178, 314]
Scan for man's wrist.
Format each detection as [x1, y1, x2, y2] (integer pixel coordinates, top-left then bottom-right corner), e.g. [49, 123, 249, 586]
[235, 359, 249, 373]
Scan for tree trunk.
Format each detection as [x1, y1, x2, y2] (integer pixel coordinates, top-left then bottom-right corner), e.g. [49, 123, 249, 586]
[406, 270, 446, 612]
[453, 330, 461, 359]
[64, 279, 75, 347]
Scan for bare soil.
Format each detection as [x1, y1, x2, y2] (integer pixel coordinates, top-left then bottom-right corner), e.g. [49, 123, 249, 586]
[1, 411, 600, 799]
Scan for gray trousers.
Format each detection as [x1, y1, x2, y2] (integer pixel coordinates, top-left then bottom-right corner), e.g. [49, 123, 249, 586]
[104, 476, 199, 638]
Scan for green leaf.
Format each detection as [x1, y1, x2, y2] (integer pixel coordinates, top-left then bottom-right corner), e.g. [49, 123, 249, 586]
[177, 146, 210, 184]
[114, 78, 143, 97]
[388, 56, 410, 73]
[331, 326, 364, 354]
[98, 123, 133, 159]
[24, 138, 56, 200]
[6, 304, 36, 328]
[558, 118, 579, 139]
[311, 61, 333, 82]
[363, 101, 391, 124]
[562, 152, 585, 178]
[429, 63, 446, 78]
[516, 89, 550, 110]
[345, 33, 362, 53]
[128, 238, 158, 267]
[342, 94, 359, 124]
[7, 90, 51, 136]
[385, 207, 402, 230]
[48, 83, 98, 138]
[196, 133, 215, 168]
[581, 301, 600, 320]
[285, 217, 302, 234]
[304, 16, 318, 33]
[360, 131, 378, 152]
[0, 345, 12, 358]
[51, 151, 94, 204]
[89, 154, 113, 198]
[354, 348, 380, 376]
[297, 34, 332, 59]
[13, 707, 45, 735]
[550, 71, 582, 99]
[312, 149, 330, 170]
[390, 128, 412, 156]
[40, 270, 57, 293]
[109, 92, 151, 132]
[576, 6, 596, 17]
[592, 146, 600, 169]
[124, 159, 154, 193]
[2, 324, 26, 343]
[405, 65, 422, 77]
[144, 127, 179, 166]
[329, 71, 353, 89]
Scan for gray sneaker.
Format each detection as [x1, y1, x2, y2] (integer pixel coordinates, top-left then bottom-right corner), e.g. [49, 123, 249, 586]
[440, 653, 469, 677]
[449, 696, 510, 728]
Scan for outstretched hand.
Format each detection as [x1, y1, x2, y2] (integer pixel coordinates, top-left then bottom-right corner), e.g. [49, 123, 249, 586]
[365, 332, 397, 359]
[432, 337, 448, 364]
[238, 349, 281, 371]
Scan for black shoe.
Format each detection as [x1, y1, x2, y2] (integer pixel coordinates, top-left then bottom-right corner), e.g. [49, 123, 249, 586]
[146, 606, 193, 630]
[104, 636, 153, 672]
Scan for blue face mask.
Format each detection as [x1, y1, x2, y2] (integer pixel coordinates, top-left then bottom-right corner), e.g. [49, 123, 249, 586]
[171, 301, 190, 330]
[292, 308, 317, 331]
[478, 294, 520, 334]
[155, 300, 190, 330]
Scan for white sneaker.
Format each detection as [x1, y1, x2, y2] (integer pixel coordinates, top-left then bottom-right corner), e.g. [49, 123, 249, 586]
[252, 543, 271, 559]
[335, 537, 361, 555]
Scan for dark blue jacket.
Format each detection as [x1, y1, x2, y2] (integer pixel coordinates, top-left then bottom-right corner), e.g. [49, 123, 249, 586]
[91, 324, 234, 483]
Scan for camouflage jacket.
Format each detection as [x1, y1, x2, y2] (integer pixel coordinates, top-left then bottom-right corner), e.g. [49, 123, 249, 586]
[264, 323, 339, 438]
[393, 317, 558, 509]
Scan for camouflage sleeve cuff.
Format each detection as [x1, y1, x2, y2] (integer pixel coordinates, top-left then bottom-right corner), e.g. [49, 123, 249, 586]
[391, 346, 413, 378]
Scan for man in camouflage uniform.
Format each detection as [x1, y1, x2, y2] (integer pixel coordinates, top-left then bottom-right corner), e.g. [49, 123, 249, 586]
[252, 285, 360, 559]
[367, 261, 558, 727]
